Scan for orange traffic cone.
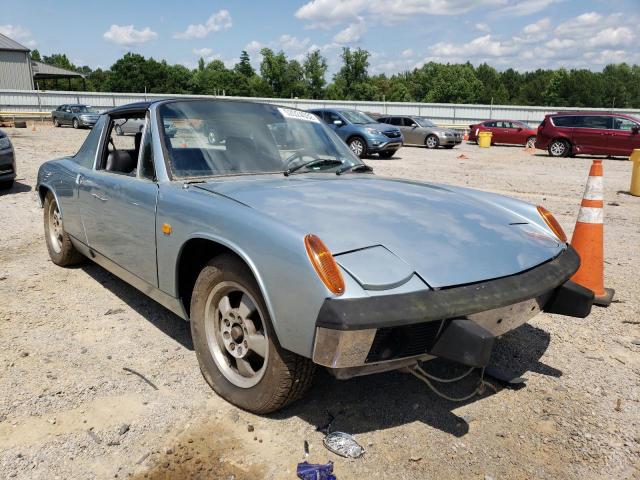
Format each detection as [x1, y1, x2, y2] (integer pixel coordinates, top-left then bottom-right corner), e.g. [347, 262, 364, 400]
[570, 160, 614, 306]
[463, 131, 469, 141]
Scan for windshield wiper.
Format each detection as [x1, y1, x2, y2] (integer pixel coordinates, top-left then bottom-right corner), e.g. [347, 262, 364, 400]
[335, 163, 374, 175]
[284, 158, 343, 176]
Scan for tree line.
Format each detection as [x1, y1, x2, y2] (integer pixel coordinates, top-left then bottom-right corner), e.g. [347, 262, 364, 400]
[30, 48, 640, 108]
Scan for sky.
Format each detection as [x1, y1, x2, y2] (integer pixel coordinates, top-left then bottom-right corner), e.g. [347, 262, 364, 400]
[1, 0, 639, 75]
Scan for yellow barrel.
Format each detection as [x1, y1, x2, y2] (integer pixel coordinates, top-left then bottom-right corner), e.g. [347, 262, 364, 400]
[478, 131, 492, 148]
[630, 149, 640, 197]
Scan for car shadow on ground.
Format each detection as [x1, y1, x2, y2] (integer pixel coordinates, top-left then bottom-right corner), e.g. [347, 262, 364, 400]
[79, 260, 560, 439]
[82, 262, 194, 350]
[272, 323, 560, 438]
[532, 153, 630, 161]
[0, 181, 32, 195]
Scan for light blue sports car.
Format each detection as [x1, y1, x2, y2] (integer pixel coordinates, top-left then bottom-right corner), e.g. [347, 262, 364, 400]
[37, 99, 593, 413]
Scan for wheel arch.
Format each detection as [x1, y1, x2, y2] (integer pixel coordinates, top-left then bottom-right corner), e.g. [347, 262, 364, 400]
[37, 183, 63, 214]
[175, 235, 275, 323]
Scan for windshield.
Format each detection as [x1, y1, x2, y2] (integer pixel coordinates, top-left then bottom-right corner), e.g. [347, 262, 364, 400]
[159, 100, 362, 179]
[413, 117, 436, 127]
[339, 110, 376, 125]
[72, 106, 97, 113]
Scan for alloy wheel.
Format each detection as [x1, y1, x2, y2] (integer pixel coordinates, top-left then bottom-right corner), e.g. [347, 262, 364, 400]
[204, 282, 269, 388]
[550, 141, 566, 156]
[47, 200, 63, 254]
[349, 138, 364, 157]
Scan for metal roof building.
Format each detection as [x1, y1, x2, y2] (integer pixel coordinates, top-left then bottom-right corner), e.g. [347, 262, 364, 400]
[0, 33, 85, 90]
[0, 33, 34, 89]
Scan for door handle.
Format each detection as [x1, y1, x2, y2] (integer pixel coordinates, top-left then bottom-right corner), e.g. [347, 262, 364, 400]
[91, 193, 108, 202]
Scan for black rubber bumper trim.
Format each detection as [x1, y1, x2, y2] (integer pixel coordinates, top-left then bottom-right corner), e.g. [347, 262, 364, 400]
[316, 246, 581, 331]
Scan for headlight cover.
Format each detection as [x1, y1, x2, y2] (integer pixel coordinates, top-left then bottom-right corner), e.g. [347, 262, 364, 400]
[365, 127, 384, 135]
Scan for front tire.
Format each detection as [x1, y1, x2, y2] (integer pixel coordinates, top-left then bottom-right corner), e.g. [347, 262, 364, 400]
[348, 136, 367, 158]
[43, 192, 84, 266]
[115, 125, 124, 136]
[548, 139, 570, 157]
[425, 135, 439, 149]
[378, 150, 396, 159]
[190, 254, 315, 414]
[72, 118, 79, 129]
[53, 118, 60, 128]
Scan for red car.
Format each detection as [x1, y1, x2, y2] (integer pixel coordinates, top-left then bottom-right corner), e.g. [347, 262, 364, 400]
[468, 120, 537, 147]
[535, 112, 640, 157]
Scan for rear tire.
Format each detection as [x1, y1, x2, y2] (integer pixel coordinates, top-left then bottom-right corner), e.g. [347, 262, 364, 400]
[348, 136, 368, 158]
[72, 118, 79, 129]
[190, 254, 315, 414]
[425, 135, 439, 149]
[548, 139, 570, 157]
[43, 192, 84, 266]
[378, 150, 396, 159]
[53, 118, 60, 128]
[526, 136, 536, 148]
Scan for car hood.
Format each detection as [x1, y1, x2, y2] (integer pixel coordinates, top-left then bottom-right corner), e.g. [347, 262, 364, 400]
[430, 127, 458, 135]
[194, 176, 563, 288]
[365, 123, 399, 133]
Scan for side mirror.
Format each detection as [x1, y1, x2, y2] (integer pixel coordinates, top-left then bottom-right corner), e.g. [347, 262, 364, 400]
[517, 127, 523, 131]
[333, 120, 343, 126]
[632, 126, 639, 134]
[410, 123, 418, 128]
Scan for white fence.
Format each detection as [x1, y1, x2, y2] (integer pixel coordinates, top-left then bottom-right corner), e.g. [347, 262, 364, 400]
[1, 88, 639, 126]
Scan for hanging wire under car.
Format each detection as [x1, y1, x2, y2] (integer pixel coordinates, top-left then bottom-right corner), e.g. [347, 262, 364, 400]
[405, 365, 497, 402]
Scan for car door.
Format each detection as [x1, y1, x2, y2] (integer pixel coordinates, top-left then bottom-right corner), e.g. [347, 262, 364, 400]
[492, 121, 511, 143]
[571, 116, 611, 154]
[401, 117, 423, 145]
[481, 121, 497, 142]
[324, 110, 348, 141]
[608, 117, 640, 156]
[64, 106, 74, 125]
[78, 115, 159, 286]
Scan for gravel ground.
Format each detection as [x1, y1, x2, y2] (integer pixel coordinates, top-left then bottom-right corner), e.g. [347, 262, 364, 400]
[0, 125, 639, 480]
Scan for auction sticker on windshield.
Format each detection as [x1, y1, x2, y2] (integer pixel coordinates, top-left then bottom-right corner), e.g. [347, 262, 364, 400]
[278, 107, 320, 123]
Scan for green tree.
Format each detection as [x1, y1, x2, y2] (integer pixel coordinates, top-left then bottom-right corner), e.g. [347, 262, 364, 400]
[302, 50, 328, 99]
[234, 50, 255, 78]
[30, 49, 41, 61]
[332, 47, 375, 100]
[259, 48, 288, 97]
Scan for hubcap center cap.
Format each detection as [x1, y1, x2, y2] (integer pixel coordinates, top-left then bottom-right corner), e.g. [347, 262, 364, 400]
[231, 324, 244, 343]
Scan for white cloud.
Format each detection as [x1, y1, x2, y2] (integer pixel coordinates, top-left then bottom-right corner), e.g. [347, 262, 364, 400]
[0, 24, 37, 48]
[174, 10, 232, 40]
[296, 0, 554, 27]
[103, 25, 157, 46]
[474, 22, 491, 33]
[523, 17, 550, 35]
[333, 20, 367, 43]
[413, 11, 639, 71]
[193, 47, 213, 57]
[401, 48, 414, 58]
[586, 27, 633, 48]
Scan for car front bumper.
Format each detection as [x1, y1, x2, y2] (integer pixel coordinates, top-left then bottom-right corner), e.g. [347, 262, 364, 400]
[439, 134, 463, 145]
[366, 137, 403, 152]
[0, 147, 16, 182]
[312, 247, 593, 376]
[79, 117, 98, 127]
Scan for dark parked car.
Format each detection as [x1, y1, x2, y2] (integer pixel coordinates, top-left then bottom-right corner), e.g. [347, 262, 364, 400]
[536, 112, 640, 157]
[52, 104, 100, 129]
[377, 115, 462, 149]
[469, 120, 537, 147]
[0, 129, 16, 190]
[308, 108, 403, 158]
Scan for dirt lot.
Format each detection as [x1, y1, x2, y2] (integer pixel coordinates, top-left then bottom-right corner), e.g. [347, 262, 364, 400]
[1, 125, 639, 480]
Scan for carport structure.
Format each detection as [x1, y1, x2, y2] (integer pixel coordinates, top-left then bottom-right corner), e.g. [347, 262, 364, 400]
[31, 60, 86, 90]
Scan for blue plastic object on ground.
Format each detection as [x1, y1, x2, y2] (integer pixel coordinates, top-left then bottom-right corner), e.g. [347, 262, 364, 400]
[296, 461, 337, 480]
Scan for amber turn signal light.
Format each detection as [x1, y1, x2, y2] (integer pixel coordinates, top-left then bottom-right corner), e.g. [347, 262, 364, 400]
[304, 234, 345, 296]
[537, 206, 567, 243]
